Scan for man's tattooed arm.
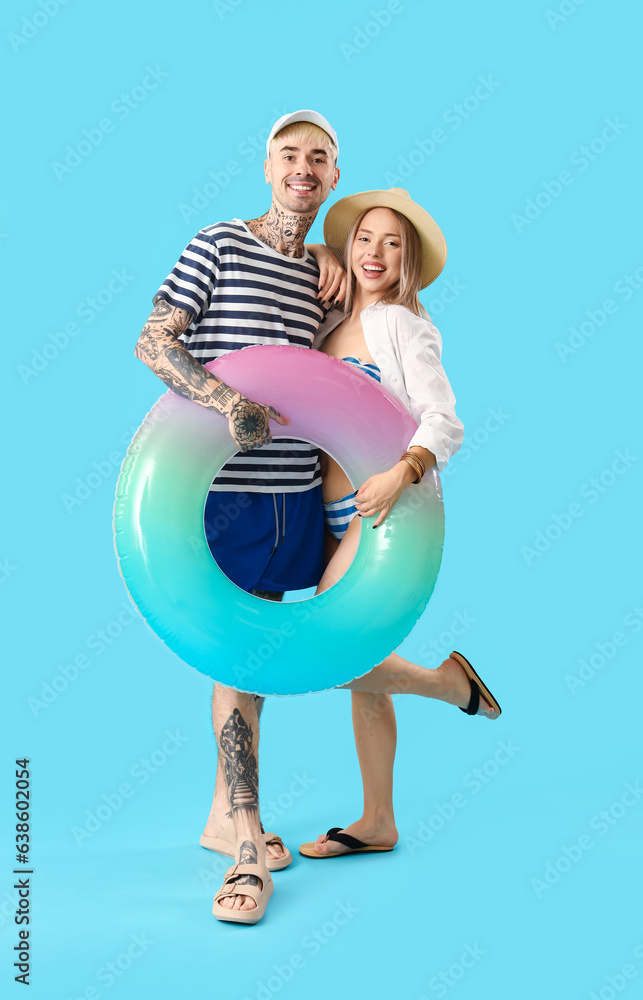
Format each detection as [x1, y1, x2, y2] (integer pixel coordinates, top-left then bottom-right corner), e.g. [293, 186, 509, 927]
[134, 299, 287, 451]
[135, 299, 237, 410]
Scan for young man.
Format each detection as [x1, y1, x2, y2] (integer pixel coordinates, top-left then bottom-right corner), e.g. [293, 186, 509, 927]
[135, 110, 341, 923]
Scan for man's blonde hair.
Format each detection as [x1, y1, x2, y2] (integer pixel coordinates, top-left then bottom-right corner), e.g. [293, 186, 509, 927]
[343, 208, 423, 317]
[269, 122, 338, 164]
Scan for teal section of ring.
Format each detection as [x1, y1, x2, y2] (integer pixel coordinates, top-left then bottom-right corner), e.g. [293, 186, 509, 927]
[113, 345, 445, 695]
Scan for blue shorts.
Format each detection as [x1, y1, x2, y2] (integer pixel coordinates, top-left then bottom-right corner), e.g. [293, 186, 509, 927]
[204, 487, 324, 593]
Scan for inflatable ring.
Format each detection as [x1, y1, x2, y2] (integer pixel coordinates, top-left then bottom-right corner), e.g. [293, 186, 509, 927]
[114, 345, 445, 696]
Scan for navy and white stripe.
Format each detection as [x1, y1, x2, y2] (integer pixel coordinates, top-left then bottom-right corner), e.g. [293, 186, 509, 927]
[323, 492, 359, 542]
[340, 356, 381, 382]
[154, 220, 327, 493]
[322, 357, 382, 540]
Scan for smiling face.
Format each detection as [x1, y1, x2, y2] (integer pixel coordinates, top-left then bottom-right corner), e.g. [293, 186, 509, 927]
[265, 126, 339, 216]
[350, 208, 403, 302]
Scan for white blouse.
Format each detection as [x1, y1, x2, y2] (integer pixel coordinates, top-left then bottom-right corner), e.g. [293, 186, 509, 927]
[313, 302, 464, 472]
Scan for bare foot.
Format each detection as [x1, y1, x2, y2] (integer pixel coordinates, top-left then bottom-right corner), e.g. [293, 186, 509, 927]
[218, 840, 263, 911]
[313, 817, 398, 856]
[434, 657, 495, 717]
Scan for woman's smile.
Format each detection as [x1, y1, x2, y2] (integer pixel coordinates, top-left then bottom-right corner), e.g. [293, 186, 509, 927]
[360, 260, 387, 279]
[351, 207, 402, 299]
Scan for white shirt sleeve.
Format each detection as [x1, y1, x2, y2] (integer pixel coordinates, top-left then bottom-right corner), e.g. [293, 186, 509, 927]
[387, 307, 464, 472]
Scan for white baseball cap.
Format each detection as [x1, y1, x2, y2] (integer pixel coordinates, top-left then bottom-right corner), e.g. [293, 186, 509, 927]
[266, 109, 339, 159]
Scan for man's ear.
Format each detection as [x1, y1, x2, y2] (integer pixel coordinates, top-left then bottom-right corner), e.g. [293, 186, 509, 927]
[264, 157, 271, 185]
[331, 166, 340, 191]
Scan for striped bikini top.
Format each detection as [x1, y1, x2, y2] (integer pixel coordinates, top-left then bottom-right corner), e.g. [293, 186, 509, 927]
[341, 356, 381, 382]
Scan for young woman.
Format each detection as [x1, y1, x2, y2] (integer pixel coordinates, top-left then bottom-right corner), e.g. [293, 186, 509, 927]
[298, 188, 502, 859]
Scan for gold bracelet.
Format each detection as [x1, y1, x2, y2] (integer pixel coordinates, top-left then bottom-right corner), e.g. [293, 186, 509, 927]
[402, 451, 426, 477]
[401, 452, 425, 484]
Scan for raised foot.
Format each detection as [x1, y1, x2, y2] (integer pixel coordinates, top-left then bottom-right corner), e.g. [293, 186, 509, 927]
[435, 656, 496, 717]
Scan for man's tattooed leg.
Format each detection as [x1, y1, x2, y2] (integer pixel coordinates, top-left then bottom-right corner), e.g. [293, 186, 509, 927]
[215, 704, 265, 900]
[234, 840, 260, 887]
[219, 708, 259, 815]
[203, 689, 265, 841]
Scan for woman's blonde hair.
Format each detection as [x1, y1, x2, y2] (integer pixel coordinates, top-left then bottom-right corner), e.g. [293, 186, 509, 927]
[343, 208, 423, 317]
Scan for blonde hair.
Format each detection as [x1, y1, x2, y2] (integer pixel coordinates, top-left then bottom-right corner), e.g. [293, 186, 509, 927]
[343, 208, 423, 317]
[269, 122, 338, 164]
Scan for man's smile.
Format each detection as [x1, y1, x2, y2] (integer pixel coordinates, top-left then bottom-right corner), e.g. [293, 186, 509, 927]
[287, 181, 317, 195]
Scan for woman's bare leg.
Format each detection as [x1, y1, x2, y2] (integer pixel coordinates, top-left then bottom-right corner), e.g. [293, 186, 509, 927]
[316, 515, 493, 713]
[315, 515, 360, 594]
[313, 690, 399, 854]
[314, 516, 400, 854]
[310, 510, 493, 854]
[342, 652, 494, 715]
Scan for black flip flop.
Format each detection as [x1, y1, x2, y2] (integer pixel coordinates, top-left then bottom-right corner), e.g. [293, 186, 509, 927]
[451, 650, 502, 719]
[299, 827, 395, 858]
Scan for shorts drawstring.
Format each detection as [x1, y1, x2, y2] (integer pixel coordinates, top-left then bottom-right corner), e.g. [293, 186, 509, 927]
[270, 494, 279, 555]
[269, 494, 287, 554]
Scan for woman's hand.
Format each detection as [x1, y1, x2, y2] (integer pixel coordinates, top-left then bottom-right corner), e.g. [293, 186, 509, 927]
[354, 462, 417, 527]
[306, 243, 348, 304]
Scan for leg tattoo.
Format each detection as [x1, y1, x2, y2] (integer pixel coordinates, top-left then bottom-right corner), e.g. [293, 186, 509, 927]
[219, 709, 259, 818]
[218, 710, 261, 893]
[235, 839, 260, 886]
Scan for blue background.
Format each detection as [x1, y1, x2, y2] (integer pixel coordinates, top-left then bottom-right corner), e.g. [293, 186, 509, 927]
[3, 1, 642, 997]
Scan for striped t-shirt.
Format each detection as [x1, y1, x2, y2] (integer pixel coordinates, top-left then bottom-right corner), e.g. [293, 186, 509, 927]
[154, 219, 326, 493]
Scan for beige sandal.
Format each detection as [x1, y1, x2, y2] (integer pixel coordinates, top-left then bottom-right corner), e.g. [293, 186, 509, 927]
[212, 862, 273, 924]
[200, 820, 293, 871]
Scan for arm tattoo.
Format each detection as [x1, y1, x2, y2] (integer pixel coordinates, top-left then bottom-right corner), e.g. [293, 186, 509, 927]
[219, 709, 259, 817]
[135, 301, 234, 412]
[149, 298, 190, 334]
[210, 382, 238, 410]
[150, 298, 172, 318]
[165, 345, 212, 391]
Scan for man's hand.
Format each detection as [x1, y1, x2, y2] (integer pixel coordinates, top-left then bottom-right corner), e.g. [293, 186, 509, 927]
[306, 243, 348, 304]
[224, 396, 290, 453]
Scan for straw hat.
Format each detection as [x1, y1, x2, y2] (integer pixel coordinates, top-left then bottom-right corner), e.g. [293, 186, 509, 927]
[323, 188, 447, 289]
